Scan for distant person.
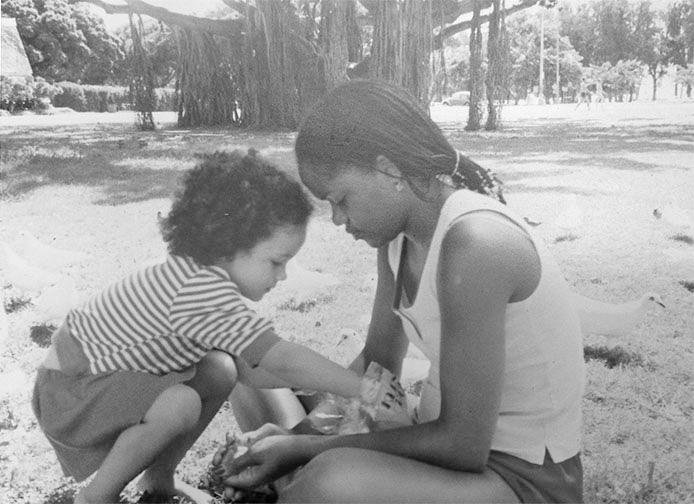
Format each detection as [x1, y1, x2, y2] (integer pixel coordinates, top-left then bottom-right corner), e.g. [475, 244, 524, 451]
[226, 80, 586, 503]
[32, 151, 362, 504]
[593, 84, 605, 106]
[575, 80, 591, 109]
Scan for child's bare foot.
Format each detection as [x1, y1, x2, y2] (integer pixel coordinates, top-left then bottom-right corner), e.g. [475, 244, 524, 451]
[74, 487, 121, 504]
[136, 475, 212, 504]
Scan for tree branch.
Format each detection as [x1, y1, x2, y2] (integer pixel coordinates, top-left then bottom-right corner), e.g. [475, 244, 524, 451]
[434, 0, 539, 48]
[74, 0, 241, 36]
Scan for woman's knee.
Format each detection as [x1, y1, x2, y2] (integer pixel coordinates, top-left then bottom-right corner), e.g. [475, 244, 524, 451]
[281, 448, 365, 502]
[192, 351, 238, 398]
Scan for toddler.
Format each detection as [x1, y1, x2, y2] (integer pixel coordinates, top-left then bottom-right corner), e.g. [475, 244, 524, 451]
[32, 150, 361, 503]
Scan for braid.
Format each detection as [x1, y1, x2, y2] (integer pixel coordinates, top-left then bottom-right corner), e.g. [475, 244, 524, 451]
[437, 151, 506, 204]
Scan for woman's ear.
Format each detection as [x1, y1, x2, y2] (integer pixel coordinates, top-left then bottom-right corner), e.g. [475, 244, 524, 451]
[375, 155, 403, 179]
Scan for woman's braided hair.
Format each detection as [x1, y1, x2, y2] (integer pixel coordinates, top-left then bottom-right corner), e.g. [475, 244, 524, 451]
[295, 79, 505, 204]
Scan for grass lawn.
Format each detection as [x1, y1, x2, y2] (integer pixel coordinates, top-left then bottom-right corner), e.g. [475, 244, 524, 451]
[1, 101, 693, 503]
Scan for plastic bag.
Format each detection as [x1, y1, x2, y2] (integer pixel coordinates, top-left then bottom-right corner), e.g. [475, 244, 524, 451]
[300, 361, 412, 435]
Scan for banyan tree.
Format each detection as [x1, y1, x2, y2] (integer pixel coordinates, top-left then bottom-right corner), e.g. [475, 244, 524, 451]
[75, 0, 542, 130]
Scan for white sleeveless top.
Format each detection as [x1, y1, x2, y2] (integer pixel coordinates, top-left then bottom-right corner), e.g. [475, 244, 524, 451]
[388, 190, 585, 464]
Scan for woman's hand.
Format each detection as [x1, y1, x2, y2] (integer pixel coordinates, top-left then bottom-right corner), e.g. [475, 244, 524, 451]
[223, 434, 309, 489]
[238, 422, 291, 445]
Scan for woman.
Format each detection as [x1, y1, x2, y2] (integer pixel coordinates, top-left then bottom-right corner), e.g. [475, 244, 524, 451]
[227, 80, 585, 503]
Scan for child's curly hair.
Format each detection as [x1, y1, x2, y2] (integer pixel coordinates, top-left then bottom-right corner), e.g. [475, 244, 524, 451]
[161, 149, 312, 265]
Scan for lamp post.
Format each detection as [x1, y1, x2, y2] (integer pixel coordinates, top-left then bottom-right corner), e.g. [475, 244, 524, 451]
[555, 15, 560, 103]
[539, 6, 545, 104]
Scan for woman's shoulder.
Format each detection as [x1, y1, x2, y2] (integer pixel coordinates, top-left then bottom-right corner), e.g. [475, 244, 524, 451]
[440, 211, 541, 296]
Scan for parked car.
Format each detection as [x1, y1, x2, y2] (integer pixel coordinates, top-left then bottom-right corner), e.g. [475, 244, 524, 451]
[442, 90, 470, 106]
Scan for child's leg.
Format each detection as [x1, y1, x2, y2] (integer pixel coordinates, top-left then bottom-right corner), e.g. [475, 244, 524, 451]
[138, 351, 237, 495]
[78, 383, 202, 503]
[279, 447, 519, 503]
[229, 384, 307, 432]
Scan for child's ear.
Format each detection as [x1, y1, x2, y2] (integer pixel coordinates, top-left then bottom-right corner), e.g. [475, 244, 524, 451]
[375, 155, 402, 179]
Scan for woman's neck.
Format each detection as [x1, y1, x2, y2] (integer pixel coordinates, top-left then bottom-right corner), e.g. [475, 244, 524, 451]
[403, 184, 456, 248]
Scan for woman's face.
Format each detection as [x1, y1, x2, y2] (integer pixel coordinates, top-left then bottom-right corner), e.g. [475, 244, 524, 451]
[299, 163, 407, 248]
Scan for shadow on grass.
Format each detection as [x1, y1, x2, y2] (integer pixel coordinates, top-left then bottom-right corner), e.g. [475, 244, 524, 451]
[2, 117, 690, 205]
[583, 344, 646, 369]
[0, 125, 300, 205]
[2, 153, 184, 205]
[457, 122, 693, 178]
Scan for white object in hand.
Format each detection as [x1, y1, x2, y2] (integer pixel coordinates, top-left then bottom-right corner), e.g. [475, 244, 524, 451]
[15, 230, 91, 271]
[337, 329, 431, 384]
[573, 292, 665, 338]
[0, 242, 64, 293]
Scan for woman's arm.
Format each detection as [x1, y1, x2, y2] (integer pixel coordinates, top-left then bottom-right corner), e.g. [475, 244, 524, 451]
[352, 245, 409, 376]
[226, 218, 540, 486]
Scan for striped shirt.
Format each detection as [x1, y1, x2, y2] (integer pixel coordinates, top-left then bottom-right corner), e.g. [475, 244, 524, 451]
[65, 255, 278, 375]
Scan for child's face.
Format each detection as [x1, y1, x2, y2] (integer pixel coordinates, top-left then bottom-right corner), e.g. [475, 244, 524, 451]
[219, 224, 306, 301]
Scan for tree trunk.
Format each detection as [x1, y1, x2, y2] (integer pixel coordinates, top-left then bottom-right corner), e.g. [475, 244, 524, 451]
[485, 0, 508, 130]
[651, 67, 657, 101]
[76, 0, 542, 129]
[369, 0, 433, 104]
[129, 13, 156, 130]
[466, 0, 484, 131]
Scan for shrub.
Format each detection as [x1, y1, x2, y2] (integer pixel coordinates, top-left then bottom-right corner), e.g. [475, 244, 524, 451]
[53, 81, 87, 111]
[82, 85, 129, 112]
[0, 76, 60, 112]
[53, 82, 175, 112]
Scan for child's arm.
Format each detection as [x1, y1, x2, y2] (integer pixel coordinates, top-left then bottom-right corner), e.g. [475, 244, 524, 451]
[255, 340, 361, 398]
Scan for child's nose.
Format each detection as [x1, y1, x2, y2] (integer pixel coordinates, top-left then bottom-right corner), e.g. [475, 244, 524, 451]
[276, 265, 287, 282]
[331, 204, 347, 227]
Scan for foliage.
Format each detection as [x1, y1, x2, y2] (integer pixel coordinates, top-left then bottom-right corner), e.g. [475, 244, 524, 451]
[674, 64, 694, 94]
[562, 0, 669, 72]
[0, 75, 61, 112]
[583, 60, 646, 102]
[50, 82, 175, 112]
[51, 81, 88, 111]
[1, 0, 125, 84]
[506, 10, 583, 101]
[664, 0, 694, 67]
[113, 19, 178, 88]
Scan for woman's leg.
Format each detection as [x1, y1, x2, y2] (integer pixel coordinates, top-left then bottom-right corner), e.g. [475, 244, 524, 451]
[280, 447, 519, 504]
[138, 351, 238, 496]
[76, 384, 202, 503]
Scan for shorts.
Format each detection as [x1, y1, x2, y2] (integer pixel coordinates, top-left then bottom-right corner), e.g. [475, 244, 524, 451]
[487, 449, 583, 503]
[32, 365, 195, 481]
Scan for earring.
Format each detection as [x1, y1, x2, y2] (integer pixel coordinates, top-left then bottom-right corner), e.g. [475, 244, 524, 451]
[395, 180, 403, 192]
